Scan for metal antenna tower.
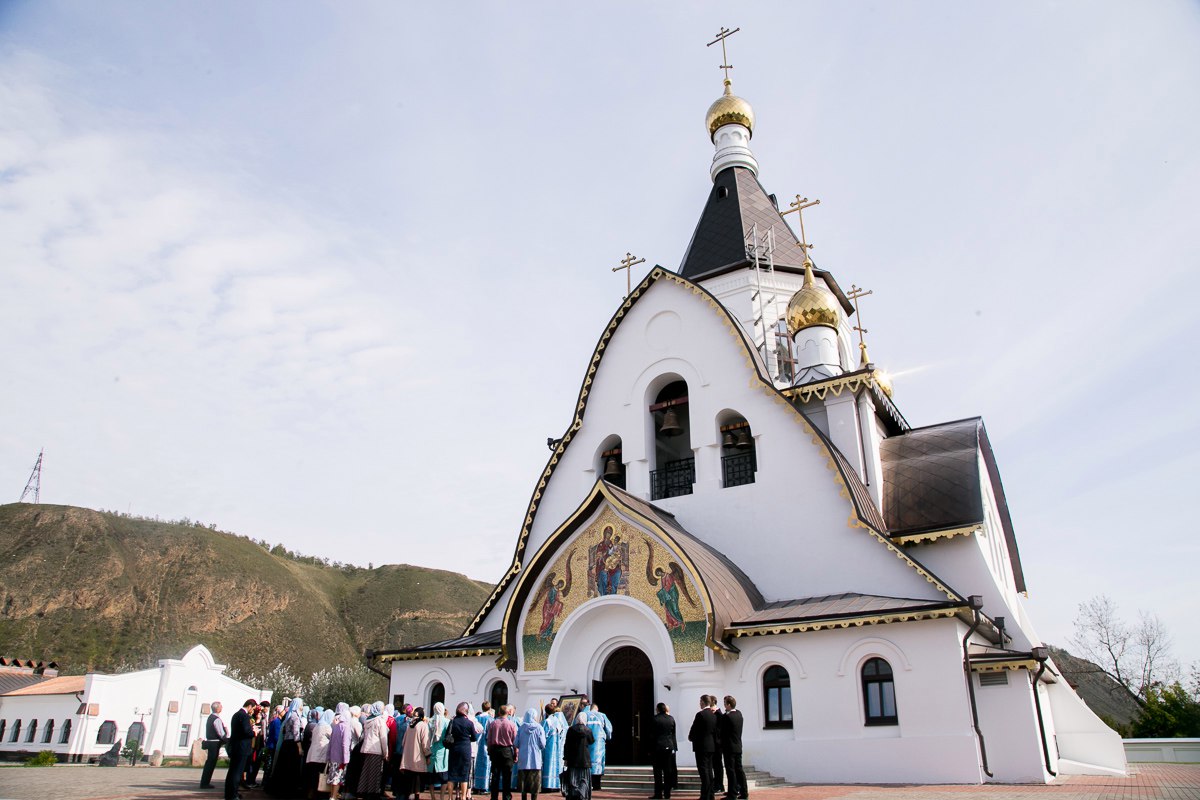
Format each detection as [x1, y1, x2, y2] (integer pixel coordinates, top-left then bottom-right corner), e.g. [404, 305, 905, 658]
[19, 449, 43, 504]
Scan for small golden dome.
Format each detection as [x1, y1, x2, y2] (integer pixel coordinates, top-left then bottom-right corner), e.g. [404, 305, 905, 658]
[874, 370, 894, 398]
[706, 80, 755, 140]
[787, 260, 840, 335]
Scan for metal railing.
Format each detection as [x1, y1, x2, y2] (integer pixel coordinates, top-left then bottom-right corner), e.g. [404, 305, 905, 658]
[650, 457, 695, 500]
[722, 450, 757, 487]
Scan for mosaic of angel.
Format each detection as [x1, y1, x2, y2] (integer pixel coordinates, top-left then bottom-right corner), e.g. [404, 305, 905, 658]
[645, 546, 695, 631]
[531, 548, 576, 641]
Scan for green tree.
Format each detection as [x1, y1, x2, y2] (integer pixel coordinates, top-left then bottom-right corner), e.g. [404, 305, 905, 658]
[1131, 682, 1200, 738]
[305, 664, 387, 710]
[121, 739, 144, 765]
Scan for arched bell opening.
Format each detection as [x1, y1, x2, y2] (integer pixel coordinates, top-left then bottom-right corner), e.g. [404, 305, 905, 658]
[717, 410, 757, 488]
[648, 379, 693, 500]
[595, 435, 626, 489]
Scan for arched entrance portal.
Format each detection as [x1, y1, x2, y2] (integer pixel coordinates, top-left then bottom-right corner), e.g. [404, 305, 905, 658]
[592, 645, 654, 765]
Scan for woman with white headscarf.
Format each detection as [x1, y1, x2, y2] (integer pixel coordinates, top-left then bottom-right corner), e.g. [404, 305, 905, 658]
[326, 704, 352, 800]
[428, 702, 451, 800]
[561, 712, 593, 800]
[357, 701, 390, 800]
[399, 707, 432, 800]
[305, 709, 334, 799]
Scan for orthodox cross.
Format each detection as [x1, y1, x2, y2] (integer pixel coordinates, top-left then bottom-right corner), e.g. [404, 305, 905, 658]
[707, 26, 741, 80]
[847, 284, 874, 353]
[612, 252, 645, 298]
[782, 195, 821, 254]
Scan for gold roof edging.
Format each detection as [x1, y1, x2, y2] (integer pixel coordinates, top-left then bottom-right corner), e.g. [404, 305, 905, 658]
[729, 606, 963, 638]
[892, 524, 984, 546]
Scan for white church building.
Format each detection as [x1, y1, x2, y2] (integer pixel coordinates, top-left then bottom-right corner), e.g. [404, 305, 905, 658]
[374, 71, 1126, 784]
[0, 645, 269, 762]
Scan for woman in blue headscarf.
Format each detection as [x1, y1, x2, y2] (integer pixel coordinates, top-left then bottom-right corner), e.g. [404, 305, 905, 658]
[266, 697, 305, 797]
[516, 708, 546, 800]
[305, 709, 335, 798]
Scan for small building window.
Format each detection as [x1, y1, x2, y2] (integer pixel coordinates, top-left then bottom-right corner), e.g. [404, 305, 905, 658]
[96, 720, 117, 745]
[862, 657, 898, 726]
[650, 380, 694, 500]
[0, 719, 6, 741]
[60, 719, 72, 744]
[8, 719, 20, 742]
[25, 719, 38, 743]
[178, 723, 191, 748]
[429, 682, 445, 709]
[128, 722, 145, 748]
[42, 719, 55, 744]
[597, 436, 626, 489]
[489, 680, 508, 711]
[762, 665, 793, 728]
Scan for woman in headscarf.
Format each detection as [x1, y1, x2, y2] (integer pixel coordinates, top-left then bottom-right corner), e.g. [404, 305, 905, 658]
[562, 712, 593, 800]
[472, 703, 493, 796]
[428, 702, 450, 800]
[302, 709, 320, 764]
[267, 697, 306, 797]
[445, 702, 478, 800]
[325, 704, 352, 800]
[344, 705, 365, 795]
[357, 701, 390, 800]
[515, 708, 546, 800]
[392, 705, 413, 797]
[399, 707, 431, 800]
[584, 705, 612, 790]
[305, 709, 334, 799]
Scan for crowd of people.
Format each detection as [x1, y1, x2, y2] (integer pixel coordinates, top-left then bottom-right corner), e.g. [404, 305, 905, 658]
[198, 695, 626, 800]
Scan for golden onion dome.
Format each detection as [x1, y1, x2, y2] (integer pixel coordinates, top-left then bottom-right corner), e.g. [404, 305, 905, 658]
[706, 80, 755, 140]
[786, 260, 840, 335]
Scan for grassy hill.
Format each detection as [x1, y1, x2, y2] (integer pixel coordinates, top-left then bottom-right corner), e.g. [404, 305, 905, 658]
[0, 503, 491, 677]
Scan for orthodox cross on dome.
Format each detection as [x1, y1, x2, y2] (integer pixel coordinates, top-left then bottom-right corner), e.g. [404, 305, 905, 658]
[782, 195, 821, 254]
[707, 26, 741, 82]
[847, 284, 875, 365]
[612, 252, 645, 299]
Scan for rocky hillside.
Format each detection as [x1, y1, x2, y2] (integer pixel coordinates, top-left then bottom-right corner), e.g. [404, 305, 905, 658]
[0, 503, 491, 677]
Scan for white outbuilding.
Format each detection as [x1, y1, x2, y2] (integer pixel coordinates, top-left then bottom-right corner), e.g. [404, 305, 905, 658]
[0, 644, 269, 762]
[372, 72, 1126, 784]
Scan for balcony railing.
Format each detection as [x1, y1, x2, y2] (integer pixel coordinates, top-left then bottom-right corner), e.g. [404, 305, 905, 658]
[650, 457, 695, 500]
[722, 450, 757, 488]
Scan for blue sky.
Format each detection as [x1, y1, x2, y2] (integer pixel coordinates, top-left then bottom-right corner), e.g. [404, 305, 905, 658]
[2, 1, 1197, 668]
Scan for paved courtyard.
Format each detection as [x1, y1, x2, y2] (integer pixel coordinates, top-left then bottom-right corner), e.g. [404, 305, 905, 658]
[0, 764, 1197, 800]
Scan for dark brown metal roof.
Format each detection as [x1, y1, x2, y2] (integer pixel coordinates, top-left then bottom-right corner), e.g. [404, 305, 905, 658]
[734, 592, 957, 626]
[374, 630, 501, 658]
[880, 417, 1025, 592]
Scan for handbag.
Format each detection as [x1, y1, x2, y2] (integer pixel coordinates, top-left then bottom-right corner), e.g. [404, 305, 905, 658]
[442, 722, 456, 747]
[318, 772, 329, 792]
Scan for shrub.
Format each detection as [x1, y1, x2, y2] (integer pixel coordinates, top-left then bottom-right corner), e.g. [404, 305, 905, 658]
[24, 750, 57, 767]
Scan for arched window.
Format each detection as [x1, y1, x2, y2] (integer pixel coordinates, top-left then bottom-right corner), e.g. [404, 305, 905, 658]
[25, 719, 37, 743]
[127, 722, 145, 748]
[96, 720, 117, 745]
[862, 657, 898, 726]
[9, 719, 21, 742]
[429, 682, 445, 709]
[0, 719, 6, 741]
[650, 380, 694, 500]
[596, 436, 626, 489]
[42, 719, 55, 744]
[489, 680, 509, 711]
[60, 719, 72, 744]
[762, 665, 792, 728]
[718, 413, 756, 488]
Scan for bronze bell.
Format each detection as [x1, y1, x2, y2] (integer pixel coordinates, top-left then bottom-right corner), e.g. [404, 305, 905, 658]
[735, 428, 753, 449]
[722, 431, 736, 448]
[659, 408, 683, 437]
[604, 456, 622, 479]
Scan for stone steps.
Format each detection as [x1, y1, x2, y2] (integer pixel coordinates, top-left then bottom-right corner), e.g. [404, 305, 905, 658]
[599, 765, 788, 793]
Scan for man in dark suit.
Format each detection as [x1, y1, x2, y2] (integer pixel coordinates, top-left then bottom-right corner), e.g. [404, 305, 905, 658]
[650, 703, 677, 799]
[687, 695, 717, 800]
[225, 699, 258, 800]
[200, 701, 227, 789]
[719, 696, 747, 799]
[709, 696, 724, 794]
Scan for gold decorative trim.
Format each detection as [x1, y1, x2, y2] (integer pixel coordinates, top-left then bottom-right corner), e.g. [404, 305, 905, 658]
[729, 607, 962, 638]
[376, 648, 502, 663]
[970, 659, 1038, 672]
[891, 524, 984, 545]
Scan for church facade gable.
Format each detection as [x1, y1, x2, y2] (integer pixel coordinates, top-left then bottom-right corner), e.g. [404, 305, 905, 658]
[518, 503, 708, 672]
